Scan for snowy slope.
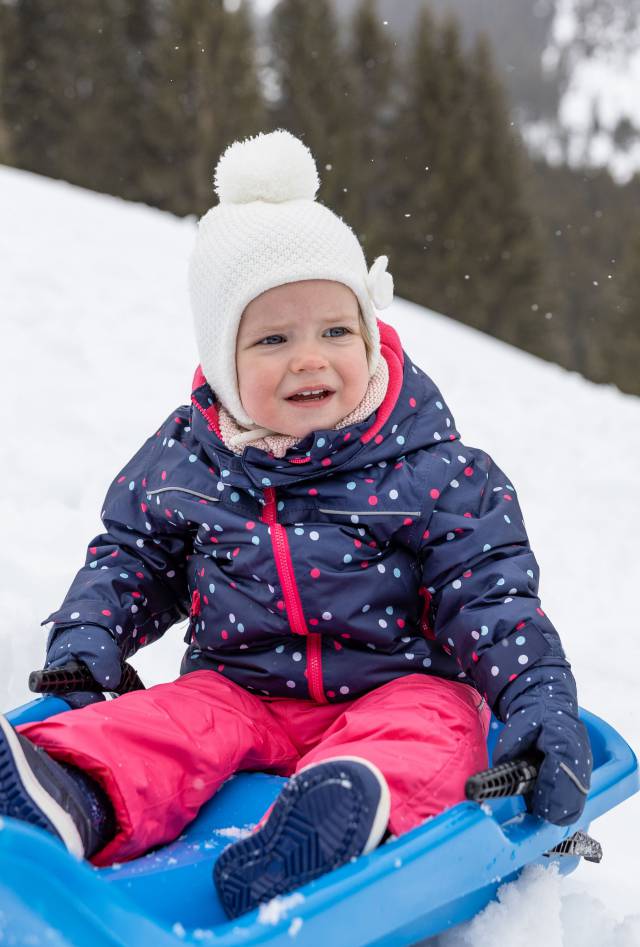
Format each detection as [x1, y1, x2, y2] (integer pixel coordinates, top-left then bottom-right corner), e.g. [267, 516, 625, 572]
[1, 166, 639, 944]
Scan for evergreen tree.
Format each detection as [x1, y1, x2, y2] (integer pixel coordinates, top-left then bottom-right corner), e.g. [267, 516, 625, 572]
[613, 228, 640, 394]
[0, 0, 71, 179]
[51, 0, 140, 197]
[385, 10, 542, 353]
[0, 5, 12, 163]
[269, 0, 358, 217]
[146, 0, 227, 215]
[108, 0, 159, 204]
[143, 0, 265, 216]
[208, 1, 265, 184]
[347, 0, 395, 256]
[0, 0, 264, 216]
[463, 34, 543, 350]
[0, 0, 153, 196]
[383, 9, 476, 313]
[526, 159, 640, 394]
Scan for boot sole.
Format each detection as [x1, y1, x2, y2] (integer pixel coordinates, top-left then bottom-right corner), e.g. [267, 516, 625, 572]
[214, 758, 390, 918]
[0, 715, 83, 857]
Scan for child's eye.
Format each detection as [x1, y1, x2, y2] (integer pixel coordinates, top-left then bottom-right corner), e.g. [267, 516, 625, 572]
[257, 328, 350, 345]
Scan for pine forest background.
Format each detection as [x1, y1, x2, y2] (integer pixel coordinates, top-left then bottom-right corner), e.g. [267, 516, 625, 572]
[1, 0, 639, 396]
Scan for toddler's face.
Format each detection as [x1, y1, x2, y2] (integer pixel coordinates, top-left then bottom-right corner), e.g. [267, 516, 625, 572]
[236, 280, 370, 438]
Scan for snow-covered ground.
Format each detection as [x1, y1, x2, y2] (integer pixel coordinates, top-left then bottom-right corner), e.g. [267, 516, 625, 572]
[1, 166, 639, 945]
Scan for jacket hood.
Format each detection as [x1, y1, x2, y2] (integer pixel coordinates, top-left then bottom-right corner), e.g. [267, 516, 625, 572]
[190, 319, 461, 490]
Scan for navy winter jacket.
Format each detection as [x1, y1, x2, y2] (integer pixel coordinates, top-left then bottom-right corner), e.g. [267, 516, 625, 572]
[43, 322, 570, 713]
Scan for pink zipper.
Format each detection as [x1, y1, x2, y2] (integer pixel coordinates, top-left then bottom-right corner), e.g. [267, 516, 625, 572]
[261, 487, 326, 703]
[305, 633, 325, 704]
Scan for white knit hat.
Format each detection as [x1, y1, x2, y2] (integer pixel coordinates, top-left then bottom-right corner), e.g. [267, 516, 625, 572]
[188, 129, 394, 427]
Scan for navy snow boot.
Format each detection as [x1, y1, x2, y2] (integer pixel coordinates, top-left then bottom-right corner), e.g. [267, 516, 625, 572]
[214, 757, 390, 918]
[0, 713, 104, 858]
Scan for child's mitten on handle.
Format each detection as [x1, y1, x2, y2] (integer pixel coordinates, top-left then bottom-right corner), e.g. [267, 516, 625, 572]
[45, 624, 123, 690]
[493, 664, 593, 826]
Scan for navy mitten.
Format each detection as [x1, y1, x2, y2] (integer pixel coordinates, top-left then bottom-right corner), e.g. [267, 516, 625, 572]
[46, 624, 123, 691]
[494, 664, 592, 825]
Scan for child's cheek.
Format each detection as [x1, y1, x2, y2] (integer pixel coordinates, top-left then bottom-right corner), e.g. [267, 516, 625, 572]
[240, 365, 280, 422]
[250, 367, 278, 403]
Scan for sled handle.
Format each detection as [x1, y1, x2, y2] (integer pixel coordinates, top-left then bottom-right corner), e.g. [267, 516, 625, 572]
[465, 757, 538, 802]
[29, 660, 145, 696]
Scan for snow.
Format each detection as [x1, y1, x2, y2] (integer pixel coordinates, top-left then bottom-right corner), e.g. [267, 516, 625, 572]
[257, 892, 305, 925]
[288, 915, 303, 937]
[213, 824, 254, 840]
[251, 0, 278, 14]
[436, 864, 640, 947]
[1, 165, 639, 943]
[524, 0, 640, 181]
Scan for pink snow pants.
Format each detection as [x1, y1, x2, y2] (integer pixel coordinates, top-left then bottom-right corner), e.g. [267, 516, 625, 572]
[18, 672, 491, 866]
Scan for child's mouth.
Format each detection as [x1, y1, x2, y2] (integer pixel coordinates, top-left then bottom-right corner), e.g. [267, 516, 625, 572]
[286, 389, 334, 406]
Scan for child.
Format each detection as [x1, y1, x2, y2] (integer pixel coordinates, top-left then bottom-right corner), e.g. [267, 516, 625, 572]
[0, 130, 591, 918]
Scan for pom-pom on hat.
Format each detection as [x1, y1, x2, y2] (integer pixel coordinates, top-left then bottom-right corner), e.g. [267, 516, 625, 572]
[189, 129, 394, 427]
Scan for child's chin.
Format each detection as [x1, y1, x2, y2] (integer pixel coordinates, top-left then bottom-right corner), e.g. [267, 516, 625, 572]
[283, 420, 332, 439]
[278, 403, 341, 438]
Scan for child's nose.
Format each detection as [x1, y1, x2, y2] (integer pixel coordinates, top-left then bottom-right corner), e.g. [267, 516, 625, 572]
[289, 346, 329, 373]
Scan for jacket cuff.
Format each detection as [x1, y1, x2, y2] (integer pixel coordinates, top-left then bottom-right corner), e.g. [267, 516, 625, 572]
[41, 604, 122, 641]
[472, 621, 552, 710]
[496, 660, 576, 722]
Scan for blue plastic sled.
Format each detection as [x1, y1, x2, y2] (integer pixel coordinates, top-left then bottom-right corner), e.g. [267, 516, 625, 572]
[1, 697, 637, 946]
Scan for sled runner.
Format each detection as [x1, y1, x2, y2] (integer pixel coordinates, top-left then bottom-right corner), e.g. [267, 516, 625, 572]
[1, 678, 637, 946]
